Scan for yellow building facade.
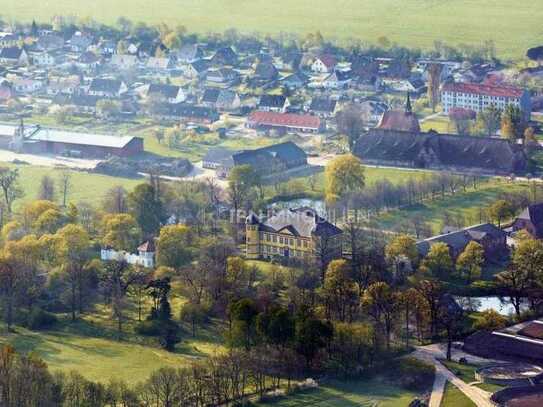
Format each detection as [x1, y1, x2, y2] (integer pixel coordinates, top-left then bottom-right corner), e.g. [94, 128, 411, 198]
[245, 208, 343, 261]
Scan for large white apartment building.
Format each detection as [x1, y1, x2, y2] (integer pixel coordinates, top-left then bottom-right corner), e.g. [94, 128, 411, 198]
[441, 82, 531, 120]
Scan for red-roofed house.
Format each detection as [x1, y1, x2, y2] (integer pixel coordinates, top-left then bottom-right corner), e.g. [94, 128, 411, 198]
[247, 111, 323, 134]
[442, 82, 531, 120]
[311, 55, 337, 73]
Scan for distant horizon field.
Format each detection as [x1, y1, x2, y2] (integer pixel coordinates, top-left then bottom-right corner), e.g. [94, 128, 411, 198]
[3, 0, 543, 60]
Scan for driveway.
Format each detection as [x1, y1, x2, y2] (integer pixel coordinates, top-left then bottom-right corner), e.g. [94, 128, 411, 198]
[412, 344, 497, 407]
[0, 149, 100, 169]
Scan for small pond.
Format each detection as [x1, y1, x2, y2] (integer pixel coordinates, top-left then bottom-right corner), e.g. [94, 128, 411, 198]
[456, 296, 527, 316]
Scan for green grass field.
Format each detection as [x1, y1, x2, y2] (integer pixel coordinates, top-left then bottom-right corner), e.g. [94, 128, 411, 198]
[254, 379, 418, 407]
[441, 382, 476, 407]
[376, 179, 533, 233]
[8, 163, 141, 209]
[3, 0, 542, 59]
[0, 290, 226, 384]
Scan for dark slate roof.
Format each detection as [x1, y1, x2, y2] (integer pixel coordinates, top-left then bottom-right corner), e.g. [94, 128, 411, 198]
[309, 97, 337, 113]
[232, 141, 307, 169]
[190, 59, 209, 73]
[354, 128, 527, 174]
[326, 70, 351, 82]
[148, 83, 180, 99]
[167, 103, 219, 121]
[0, 47, 23, 59]
[68, 94, 101, 107]
[281, 71, 309, 86]
[258, 207, 342, 238]
[417, 223, 506, 257]
[212, 47, 238, 65]
[255, 62, 278, 80]
[202, 88, 220, 104]
[89, 78, 122, 93]
[518, 203, 543, 225]
[54, 94, 100, 107]
[202, 147, 236, 164]
[259, 94, 286, 109]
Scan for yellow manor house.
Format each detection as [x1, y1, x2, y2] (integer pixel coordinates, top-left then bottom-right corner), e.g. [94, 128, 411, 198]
[245, 207, 343, 262]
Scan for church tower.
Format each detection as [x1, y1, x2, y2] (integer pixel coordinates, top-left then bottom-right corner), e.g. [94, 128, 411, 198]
[11, 118, 25, 153]
[245, 213, 261, 259]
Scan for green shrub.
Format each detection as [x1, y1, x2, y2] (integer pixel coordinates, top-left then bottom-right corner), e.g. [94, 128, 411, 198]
[386, 357, 435, 391]
[24, 308, 58, 330]
[135, 320, 163, 336]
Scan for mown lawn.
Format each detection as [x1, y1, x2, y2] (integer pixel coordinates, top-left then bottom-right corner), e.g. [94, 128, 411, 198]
[4, 0, 542, 59]
[441, 382, 476, 407]
[0, 291, 227, 384]
[0, 325, 193, 385]
[376, 179, 533, 234]
[420, 116, 453, 134]
[10, 164, 142, 209]
[254, 378, 419, 407]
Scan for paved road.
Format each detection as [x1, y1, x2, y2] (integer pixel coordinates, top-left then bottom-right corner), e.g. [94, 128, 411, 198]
[413, 344, 497, 407]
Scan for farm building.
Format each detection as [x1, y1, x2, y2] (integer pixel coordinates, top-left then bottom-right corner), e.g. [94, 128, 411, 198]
[354, 127, 527, 175]
[2, 122, 143, 158]
[247, 111, 323, 133]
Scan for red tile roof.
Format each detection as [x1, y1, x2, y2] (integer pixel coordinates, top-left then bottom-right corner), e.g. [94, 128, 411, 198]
[378, 110, 420, 133]
[317, 55, 337, 69]
[137, 240, 155, 252]
[519, 321, 543, 340]
[442, 82, 524, 98]
[248, 111, 321, 130]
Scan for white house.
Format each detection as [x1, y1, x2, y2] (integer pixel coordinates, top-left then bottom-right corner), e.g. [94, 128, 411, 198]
[12, 77, 43, 94]
[100, 240, 155, 268]
[110, 54, 139, 70]
[311, 55, 337, 73]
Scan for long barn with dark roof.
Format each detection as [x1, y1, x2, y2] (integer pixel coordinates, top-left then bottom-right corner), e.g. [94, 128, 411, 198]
[354, 128, 527, 175]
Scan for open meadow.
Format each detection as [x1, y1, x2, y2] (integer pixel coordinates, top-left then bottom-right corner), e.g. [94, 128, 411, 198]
[3, 0, 543, 59]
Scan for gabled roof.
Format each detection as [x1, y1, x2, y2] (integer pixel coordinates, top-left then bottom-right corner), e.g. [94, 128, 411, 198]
[324, 70, 351, 82]
[258, 94, 286, 109]
[258, 207, 342, 238]
[309, 97, 337, 113]
[190, 59, 209, 73]
[0, 47, 24, 60]
[255, 61, 278, 79]
[232, 141, 307, 169]
[249, 111, 321, 130]
[202, 88, 220, 104]
[28, 128, 136, 149]
[378, 110, 420, 132]
[148, 83, 181, 99]
[138, 240, 155, 253]
[212, 46, 237, 64]
[355, 128, 527, 174]
[517, 203, 543, 225]
[89, 78, 123, 93]
[442, 82, 525, 98]
[281, 71, 309, 85]
[315, 54, 337, 69]
[202, 147, 236, 164]
[417, 223, 506, 257]
[167, 103, 219, 120]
